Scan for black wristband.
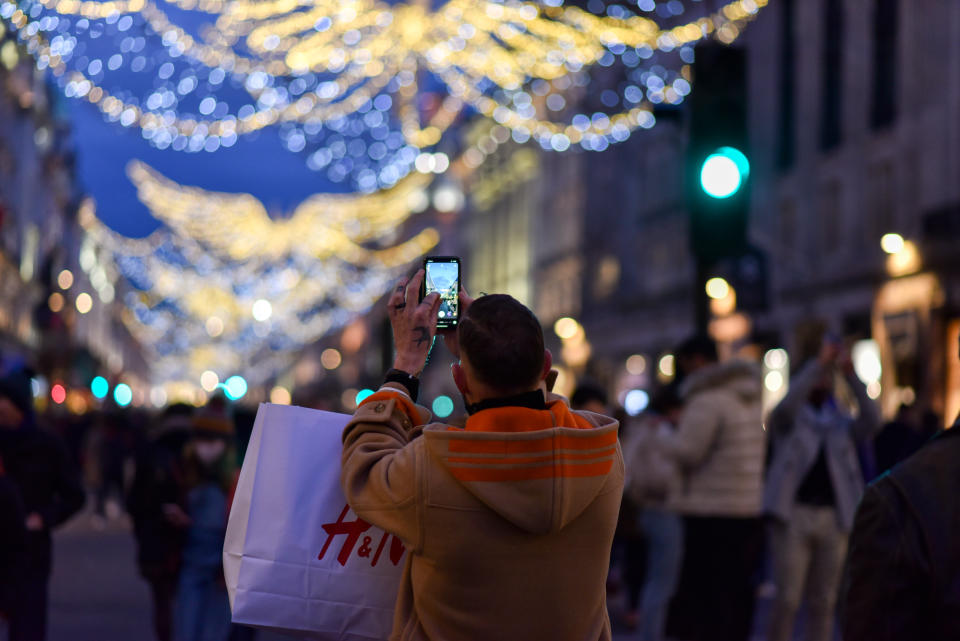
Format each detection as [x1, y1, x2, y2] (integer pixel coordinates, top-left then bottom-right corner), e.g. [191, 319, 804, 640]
[383, 368, 420, 402]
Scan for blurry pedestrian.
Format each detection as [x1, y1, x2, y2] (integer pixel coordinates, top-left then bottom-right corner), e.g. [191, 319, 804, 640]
[840, 334, 960, 640]
[127, 404, 193, 641]
[873, 402, 939, 475]
[572, 383, 638, 626]
[174, 407, 237, 641]
[0, 452, 27, 639]
[95, 412, 133, 520]
[571, 382, 610, 416]
[663, 335, 766, 641]
[622, 387, 684, 641]
[763, 338, 881, 641]
[0, 369, 85, 641]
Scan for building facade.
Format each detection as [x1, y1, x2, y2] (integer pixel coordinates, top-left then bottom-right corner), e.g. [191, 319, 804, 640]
[0, 30, 146, 410]
[454, 0, 960, 423]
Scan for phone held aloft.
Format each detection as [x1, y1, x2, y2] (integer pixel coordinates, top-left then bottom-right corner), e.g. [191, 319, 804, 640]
[420, 256, 460, 329]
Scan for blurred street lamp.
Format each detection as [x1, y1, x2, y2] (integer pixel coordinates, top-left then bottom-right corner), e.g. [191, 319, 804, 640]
[321, 348, 342, 370]
[75, 292, 93, 314]
[705, 277, 731, 300]
[554, 317, 582, 340]
[57, 269, 74, 289]
[48, 292, 64, 312]
[270, 386, 292, 405]
[658, 354, 675, 381]
[886, 239, 921, 277]
[625, 354, 647, 376]
[200, 370, 220, 393]
[707, 277, 737, 317]
[880, 233, 905, 254]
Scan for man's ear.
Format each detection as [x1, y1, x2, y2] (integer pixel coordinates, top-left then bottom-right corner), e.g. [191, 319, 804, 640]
[452, 362, 470, 397]
[541, 349, 553, 381]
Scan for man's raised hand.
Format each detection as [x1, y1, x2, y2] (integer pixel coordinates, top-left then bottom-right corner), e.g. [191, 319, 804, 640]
[388, 269, 441, 376]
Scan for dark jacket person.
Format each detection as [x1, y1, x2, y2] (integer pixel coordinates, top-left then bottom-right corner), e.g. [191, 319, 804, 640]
[0, 452, 27, 623]
[0, 369, 85, 641]
[841, 417, 960, 640]
[341, 277, 624, 641]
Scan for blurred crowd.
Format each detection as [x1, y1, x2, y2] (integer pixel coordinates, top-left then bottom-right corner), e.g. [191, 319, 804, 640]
[590, 334, 943, 641]
[0, 364, 261, 641]
[0, 329, 948, 641]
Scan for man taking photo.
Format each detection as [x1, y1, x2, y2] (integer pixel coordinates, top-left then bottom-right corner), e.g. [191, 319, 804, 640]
[340, 270, 625, 641]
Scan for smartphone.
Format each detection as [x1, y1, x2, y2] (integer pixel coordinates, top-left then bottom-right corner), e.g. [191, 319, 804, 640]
[421, 256, 461, 329]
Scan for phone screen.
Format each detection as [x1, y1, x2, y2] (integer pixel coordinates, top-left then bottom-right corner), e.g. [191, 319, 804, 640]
[423, 257, 460, 328]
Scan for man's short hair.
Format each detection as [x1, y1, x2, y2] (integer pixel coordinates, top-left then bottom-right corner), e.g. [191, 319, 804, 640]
[458, 294, 545, 394]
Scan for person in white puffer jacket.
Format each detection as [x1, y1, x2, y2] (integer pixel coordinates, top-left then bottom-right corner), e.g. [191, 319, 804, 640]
[661, 335, 766, 641]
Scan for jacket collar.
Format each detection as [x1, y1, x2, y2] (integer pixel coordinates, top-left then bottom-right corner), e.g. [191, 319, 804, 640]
[465, 390, 547, 416]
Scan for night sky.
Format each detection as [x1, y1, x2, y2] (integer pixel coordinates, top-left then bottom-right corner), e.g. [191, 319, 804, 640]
[68, 87, 353, 239]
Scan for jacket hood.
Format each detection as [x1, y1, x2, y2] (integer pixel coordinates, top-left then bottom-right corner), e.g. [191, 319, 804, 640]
[422, 400, 621, 535]
[680, 359, 762, 402]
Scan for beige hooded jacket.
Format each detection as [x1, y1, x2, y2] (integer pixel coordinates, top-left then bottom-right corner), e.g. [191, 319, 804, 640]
[665, 360, 766, 517]
[341, 385, 624, 641]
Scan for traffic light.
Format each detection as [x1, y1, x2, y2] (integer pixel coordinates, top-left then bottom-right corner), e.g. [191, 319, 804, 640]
[687, 44, 750, 264]
[700, 146, 750, 199]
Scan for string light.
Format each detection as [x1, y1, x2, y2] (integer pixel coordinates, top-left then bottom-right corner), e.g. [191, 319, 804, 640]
[78, 163, 439, 386]
[2, 0, 768, 169]
[2, 0, 768, 390]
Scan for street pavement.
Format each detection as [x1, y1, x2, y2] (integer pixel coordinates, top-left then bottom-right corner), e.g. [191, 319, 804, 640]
[48, 509, 153, 641]
[47, 509, 783, 641]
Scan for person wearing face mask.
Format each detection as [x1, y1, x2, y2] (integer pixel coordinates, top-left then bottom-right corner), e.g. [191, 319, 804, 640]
[763, 338, 881, 641]
[0, 368, 84, 641]
[173, 407, 236, 641]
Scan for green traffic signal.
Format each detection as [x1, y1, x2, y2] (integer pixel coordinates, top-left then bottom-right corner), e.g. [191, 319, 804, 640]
[699, 146, 750, 199]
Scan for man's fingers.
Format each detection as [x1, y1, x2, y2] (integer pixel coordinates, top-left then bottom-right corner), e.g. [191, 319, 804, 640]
[389, 276, 410, 313]
[458, 288, 475, 313]
[406, 269, 425, 307]
[419, 292, 441, 319]
[430, 293, 443, 326]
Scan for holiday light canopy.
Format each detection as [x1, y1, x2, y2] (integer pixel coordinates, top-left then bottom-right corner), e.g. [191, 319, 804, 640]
[3, 0, 769, 392]
[2, 0, 766, 192]
[79, 164, 439, 386]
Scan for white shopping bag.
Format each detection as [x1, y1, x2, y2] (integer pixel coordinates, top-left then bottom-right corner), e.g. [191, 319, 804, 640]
[224, 403, 406, 640]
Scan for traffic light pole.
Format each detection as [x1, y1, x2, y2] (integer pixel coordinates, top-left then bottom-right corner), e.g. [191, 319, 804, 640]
[686, 43, 750, 335]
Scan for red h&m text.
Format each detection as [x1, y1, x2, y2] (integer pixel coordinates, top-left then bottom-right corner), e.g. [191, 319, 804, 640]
[318, 505, 406, 567]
